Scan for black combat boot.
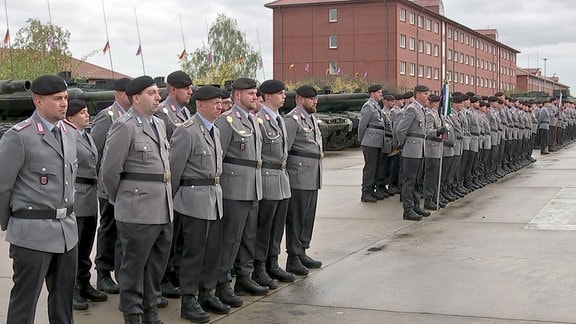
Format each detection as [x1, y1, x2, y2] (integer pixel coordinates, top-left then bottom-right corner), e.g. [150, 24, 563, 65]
[423, 199, 439, 211]
[403, 208, 422, 221]
[73, 286, 88, 310]
[252, 260, 279, 289]
[180, 295, 210, 323]
[360, 191, 378, 202]
[300, 251, 322, 269]
[142, 307, 163, 324]
[266, 256, 296, 282]
[123, 313, 142, 324]
[286, 254, 309, 276]
[78, 280, 108, 302]
[234, 276, 269, 296]
[198, 289, 231, 314]
[97, 270, 119, 294]
[215, 282, 243, 308]
[412, 205, 431, 217]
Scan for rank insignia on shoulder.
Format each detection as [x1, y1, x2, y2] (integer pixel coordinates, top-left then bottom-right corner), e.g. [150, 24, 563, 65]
[13, 119, 32, 132]
[62, 119, 77, 129]
[107, 109, 114, 117]
[135, 116, 144, 125]
[235, 111, 242, 118]
[170, 104, 177, 112]
[226, 116, 234, 123]
[258, 117, 264, 124]
[238, 130, 246, 134]
[292, 115, 299, 120]
[162, 107, 169, 115]
[264, 114, 270, 121]
[182, 119, 194, 128]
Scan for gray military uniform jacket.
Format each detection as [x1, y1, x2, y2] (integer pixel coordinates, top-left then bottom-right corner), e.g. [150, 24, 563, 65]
[155, 96, 191, 140]
[358, 99, 386, 148]
[214, 105, 263, 201]
[284, 106, 323, 190]
[467, 109, 480, 153]
[424, 107, 443, 159]
[74, 130, 99, 217]
[448, 109, 463, 155]
[442, 116, 456, 157]
[170, 113, 223, 221]
[0, 112, 78, 253]
[538, 107, 551, 130]
[101, 108, 173, 224]
[257, 107, 291, 201]
[396, 100, 426, 159]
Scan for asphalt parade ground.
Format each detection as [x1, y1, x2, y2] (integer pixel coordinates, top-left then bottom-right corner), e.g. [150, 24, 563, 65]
[2, 145, 576, 323]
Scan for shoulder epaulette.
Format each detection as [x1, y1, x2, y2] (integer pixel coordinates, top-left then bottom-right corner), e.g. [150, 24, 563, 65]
[12, 119, 32, 132]
[182, 118, 195, 128]
[222, 110, 232, 116]
[62, 118, 77, 129]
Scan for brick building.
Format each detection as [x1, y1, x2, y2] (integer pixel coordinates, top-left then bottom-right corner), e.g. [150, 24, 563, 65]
[516, 68, 570, 96]
[265, 0, 520, 95]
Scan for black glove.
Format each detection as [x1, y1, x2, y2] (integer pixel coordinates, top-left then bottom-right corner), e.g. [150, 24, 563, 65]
[436, 127, 447, 136]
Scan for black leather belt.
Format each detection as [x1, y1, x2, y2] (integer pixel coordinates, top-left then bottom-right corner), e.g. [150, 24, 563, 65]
[261, 161, 286, 170]
[456, 136, 463, 140]
[491, 128, 498, 132]
[429, 137, 443, 143]
[223, 157, 262, 168]
[407, 133, 425, 139]
[540, 121, 549, 124]
[289, 150, 323, 160]
[180, 177, 220, 186]
[444, 143, 454, 147]
[502, 123, 508, 126]
[13, 207, 73, 220]
[385, 133, 393, 138]
[76, 177, 97, 185]
[471, 132, 480, 136]
[368, 125, 385, 130]
[121, 172, 171, 183]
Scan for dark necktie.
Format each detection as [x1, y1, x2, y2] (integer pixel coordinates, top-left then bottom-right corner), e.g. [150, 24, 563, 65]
[52, 126, 63, 151]
[83, 132, 91, 145]
[276, 116, 284, 136]
[209, 126, 215, 141]
[150, 121, 160, 142]
[181, 108, 189, 120]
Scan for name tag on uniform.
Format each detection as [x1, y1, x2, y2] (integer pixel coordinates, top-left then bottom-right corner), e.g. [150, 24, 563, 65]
[56, 208, 67, 219]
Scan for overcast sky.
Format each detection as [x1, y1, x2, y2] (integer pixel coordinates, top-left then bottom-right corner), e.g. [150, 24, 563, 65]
[2, 0, 575, 89]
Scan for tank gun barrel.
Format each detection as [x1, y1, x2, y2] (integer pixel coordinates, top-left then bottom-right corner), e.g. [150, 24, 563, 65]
[0, 80, 31, 94]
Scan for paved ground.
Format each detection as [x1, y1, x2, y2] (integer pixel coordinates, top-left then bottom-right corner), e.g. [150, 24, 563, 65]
[2, 146, 576, 323]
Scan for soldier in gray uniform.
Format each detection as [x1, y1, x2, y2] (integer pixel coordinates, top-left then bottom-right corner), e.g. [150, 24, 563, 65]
[91, 77, 131, 294]
[214, 78, 267, 308]
[396, 85, 431, 221]
[358, 84, 386, 202]
[423, 95, 447, 210]
[253, 80, 296, 288]
[538, 100, 551, 154]
[284, 85, 324, 276]
[376, 94, 396, 197]
[155, 70, 193, 140]
[0, 75, 78, 324]
[101, 76, 173, 324]
[170, 86, 229, 322]
[66, 99, 109, 310]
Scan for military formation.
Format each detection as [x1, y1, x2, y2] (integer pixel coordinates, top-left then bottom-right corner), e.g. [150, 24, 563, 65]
[358, 84, 576, 221]
[0, 72, 325, 324]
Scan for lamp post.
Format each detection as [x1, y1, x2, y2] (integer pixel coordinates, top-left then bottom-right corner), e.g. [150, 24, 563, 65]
[543, 57, 548, 95]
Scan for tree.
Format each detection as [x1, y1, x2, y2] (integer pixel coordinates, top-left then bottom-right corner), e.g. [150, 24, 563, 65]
[180, 13, 260, 85]
[0, 18, 72, 80]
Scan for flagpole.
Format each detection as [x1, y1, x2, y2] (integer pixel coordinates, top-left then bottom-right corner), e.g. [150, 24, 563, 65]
[436, 78, 450, 210]
[46, 0, 58, 73]
[3, 0, 14, 78]
[100, 0, 115, 79]
[256, 30, 265, 80]
[134, 5, 145, 75]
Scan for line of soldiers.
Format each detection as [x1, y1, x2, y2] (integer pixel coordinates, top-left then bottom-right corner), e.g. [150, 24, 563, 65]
[0, 72, 325, 324]
[359, 84, 575, 221]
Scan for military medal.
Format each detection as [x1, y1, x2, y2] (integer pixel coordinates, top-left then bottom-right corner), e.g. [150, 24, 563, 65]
[240, 143, 246, 150]
[40, 176, 48, 185]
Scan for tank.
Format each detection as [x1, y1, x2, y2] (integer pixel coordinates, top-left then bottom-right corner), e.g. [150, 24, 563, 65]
[0, 80, 31, 94]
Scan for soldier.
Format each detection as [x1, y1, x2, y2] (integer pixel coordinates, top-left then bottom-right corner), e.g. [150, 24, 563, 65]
[388, 93, 405, 194]
[0, 75, 78, 324]
[358, 84, 386, 202]
[538, 99, 551, 154]
[396, 85, 431, 221]
[91, 77, 131, 295]
[377, 94, 395, 197]
[447, 96, 466, 199]
[221, 89, 233, 113]
[214, 78, 266, 308]
[253, 80, 296, 289]
[284, 85, 324, 275]
[169, 86, 230, 322]
[101, 76, 173, 324]
[66, 99, 108, 310]
[155, 70, 193, 140]
[423, 95, 447, 210]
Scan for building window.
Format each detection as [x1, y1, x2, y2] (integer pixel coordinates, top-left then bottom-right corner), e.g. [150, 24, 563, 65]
[434, 22, 439, 34]
[409, 12, 415, 25]
[418, 65, 424, 77]
[448, 28, 452, 39]
[426, 66, 432, 79]
[476, 58, 480, 67]
[434, 68, 439, 80]
[409, 63, 416, 76]
[470, 75, 474, 85]
[400, 34, 406, 48]
[460, 33, 464, 43]
[471, 56, 474, 67]
[465, 74, 469, 85]
[465, 35, 469, 45]
[465, 55, 469, 65]
[453, 51, 458, 62]
[460, 73, 464, 84]
[400, 61, 406, 75]
[426, 42, 431, 55]
[329, 8, 337, 22]
[433, 44, 439, 57]
[453, 72, 458, 83]
[417, 15, 423, 28]
[448, 49, 452, 60]
[454, 30, 458, 40]
[471, 37, 475, 47]
[409, 37, 415, 51]
[329, 35, 338, 49]
[426, 19, 431, 31]
[400, 8, 406, 21]
[418, 40, 424, 53]
[460, 53, 464, 63]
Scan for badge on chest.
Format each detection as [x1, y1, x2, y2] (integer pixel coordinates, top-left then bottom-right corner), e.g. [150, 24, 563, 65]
[40, 176, 48, 185]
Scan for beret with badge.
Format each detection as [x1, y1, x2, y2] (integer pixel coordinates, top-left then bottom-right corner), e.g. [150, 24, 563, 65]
[30, 75, 68, 95]
[429, 95, 441, 103]
[114, 77, 132, 92]
[192, 85, 222, 101]
[383, 94, 395, 101]
[67, 99, 88, 117]
[232, 77, 257, 90]
[295, 85, 317, 98]
[126, 76, 156, 96]
[259, 80, 286, 94]
[367, 84, 382, 93]
[167, 71, 192, 88]
[413, 85, 429, 93]
[402, 91, 413, 99]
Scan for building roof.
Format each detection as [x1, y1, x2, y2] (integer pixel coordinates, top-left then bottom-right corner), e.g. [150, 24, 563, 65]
[517, 67, 569, 89]
[65, 57, 131, 80]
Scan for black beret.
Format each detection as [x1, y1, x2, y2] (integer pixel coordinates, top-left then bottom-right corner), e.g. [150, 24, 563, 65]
[470, 96, 479, 103]
[114, 78, 131, 91]
[67, 99, 87, 116]
[429, 95, 441, 103]
[394, 94, 403, 100]
[550, 97, 557, 102]
[481, 96, 488, 100]
[221, 89, 230, 99]
[479, 101, 488, 107]
[487, 96, 499, 102]
[167, 71, 192, 88]
[383, 94, 395, 101]
[497, 99, 504, 104]
[295, 85, 317, 98]
[460, 94, 470, 101]
[414, 85, 429, 93]
[30, 75, 67, 95]
[452, 92, 463, 97]
[465, 92, 475, 97]
[126, 76, 156, 96]
[259, 80, 286, 94]
[402, 91, 413, 99]
[231, 77, 257, 90]
[452, 95, 463, 103]
[192, 86, 222, 101]
[494, 92, 504, 97]
[367, 84, 382, 93]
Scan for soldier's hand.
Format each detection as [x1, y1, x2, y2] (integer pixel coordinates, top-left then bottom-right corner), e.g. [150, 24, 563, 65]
[436, 127, 447, 136]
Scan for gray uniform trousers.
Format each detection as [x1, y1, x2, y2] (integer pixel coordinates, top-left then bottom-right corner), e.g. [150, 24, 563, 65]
[256, 198, 290, 261]
[362, 146, 382, 192]
[423, 157, 440, 200]
[286, 189, 318, 255]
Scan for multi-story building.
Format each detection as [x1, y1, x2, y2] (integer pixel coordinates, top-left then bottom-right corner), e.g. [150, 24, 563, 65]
[265, 0, 521, 95]
[516, 68, 570, 96]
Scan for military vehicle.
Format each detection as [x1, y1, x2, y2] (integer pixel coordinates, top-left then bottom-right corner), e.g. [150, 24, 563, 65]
[0, 81, 368, 150]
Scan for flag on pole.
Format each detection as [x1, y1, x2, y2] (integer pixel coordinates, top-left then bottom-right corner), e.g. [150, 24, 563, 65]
[440, 81, 451, 116]
[47, 34, 55, 50]
[103, 41, 110, 54]
[135, 44, 142, 56]
[178, 49, 187, 60]
[363, 71, 368, 79]
[558, 92, 563, 108]
[258, 56, 263, 69]
[336, 67, 341, 75]
[3, 29, 9, 45]
[288, 62, 295, 70]
[206, 52, 213, 64]
[304, 63, 310, 72]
